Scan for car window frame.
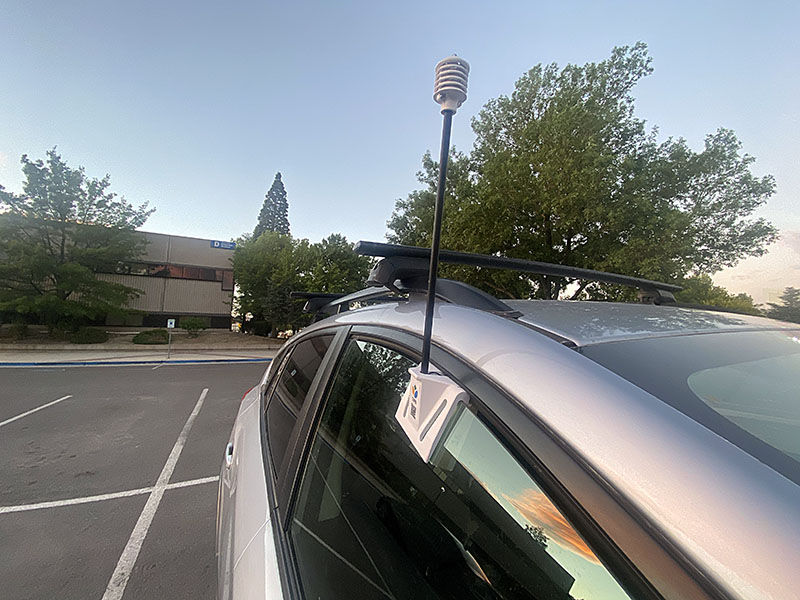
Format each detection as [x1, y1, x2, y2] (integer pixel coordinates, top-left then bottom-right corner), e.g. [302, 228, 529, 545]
[272, 324, 715, 600]
[264, 331, 340, 476]
[259, 324, 351, 600]
[260, 325, 349, 485]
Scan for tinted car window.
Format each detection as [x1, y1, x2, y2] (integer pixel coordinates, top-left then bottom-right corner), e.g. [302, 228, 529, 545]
[582, 329, 800, 483]
[289, 339, 631, 600]
[266, 334, 333, 472]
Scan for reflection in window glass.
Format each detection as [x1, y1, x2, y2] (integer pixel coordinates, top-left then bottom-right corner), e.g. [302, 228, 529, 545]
[583, 330, 800, 478]
[266, 334, 333, 473]
[688, 352, 800, 461]
[290, 340, 631, 600]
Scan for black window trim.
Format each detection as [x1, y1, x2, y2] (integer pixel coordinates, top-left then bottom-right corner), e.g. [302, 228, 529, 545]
[259, 324, 350, 600]
[264, 324, 723, 600]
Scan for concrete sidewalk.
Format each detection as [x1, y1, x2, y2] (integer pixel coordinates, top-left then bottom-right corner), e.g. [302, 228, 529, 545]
[0, 348, 278, 366]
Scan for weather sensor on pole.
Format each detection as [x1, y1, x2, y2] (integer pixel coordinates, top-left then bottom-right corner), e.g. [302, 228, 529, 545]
[433, 55, 470, 114]
[396, 56, 470, 463]
[421, 55, 469, 374]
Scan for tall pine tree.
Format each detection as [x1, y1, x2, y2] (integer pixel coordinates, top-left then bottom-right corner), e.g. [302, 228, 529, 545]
[253, 172, 290, 238]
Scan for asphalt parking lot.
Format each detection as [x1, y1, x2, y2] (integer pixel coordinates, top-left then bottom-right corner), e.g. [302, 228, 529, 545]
[0, 362, 270, 600]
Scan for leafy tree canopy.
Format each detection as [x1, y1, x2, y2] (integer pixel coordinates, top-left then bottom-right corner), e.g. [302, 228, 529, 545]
[765, 287, 800, 323]
[675, 275, 761, 315]
[388, 43, 777, 300]
[0, 149, 154, 329]
[233, 232, 369, 335]
[254, 172, 290, 238]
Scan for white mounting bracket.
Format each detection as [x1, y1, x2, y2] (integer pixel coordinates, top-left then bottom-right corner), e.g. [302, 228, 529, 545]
[395, 365, 468, 462]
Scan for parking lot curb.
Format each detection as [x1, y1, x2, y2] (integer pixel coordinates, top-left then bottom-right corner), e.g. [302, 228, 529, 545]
[0, 358, 272, 367]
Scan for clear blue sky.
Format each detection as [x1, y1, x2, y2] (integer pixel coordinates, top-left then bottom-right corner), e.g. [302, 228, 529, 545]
[1, 1, 798, 301]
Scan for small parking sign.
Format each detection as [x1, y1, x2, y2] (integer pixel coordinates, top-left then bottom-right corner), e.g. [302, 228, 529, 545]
[167, 319, 176, 329]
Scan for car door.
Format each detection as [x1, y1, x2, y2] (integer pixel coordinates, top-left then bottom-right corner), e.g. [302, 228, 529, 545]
[217, 327, 346, 600]
[268, 328, 669, 600]
[217, 353, 283, 600]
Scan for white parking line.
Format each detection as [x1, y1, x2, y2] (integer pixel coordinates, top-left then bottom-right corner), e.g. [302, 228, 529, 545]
[0, 395, 73, 429]
[0, 476, 220, 515]
[102, 388, 208, 600]
[166, 475, 219, 490]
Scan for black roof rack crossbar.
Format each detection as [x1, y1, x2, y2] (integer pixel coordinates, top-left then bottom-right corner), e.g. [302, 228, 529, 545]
[289, 292, 346, 300]
[324, 286, 394, 312]
[291, 288, 398, 315]
[363, 255, 520, 316]
[355, 241, 682, 295]
[290, 291, 347, 314]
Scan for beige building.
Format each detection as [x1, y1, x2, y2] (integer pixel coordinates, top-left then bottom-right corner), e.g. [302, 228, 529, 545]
[99, 231, 235, 328]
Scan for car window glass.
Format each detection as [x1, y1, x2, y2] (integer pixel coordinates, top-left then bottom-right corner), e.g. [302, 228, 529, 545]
[289, 339, 632, 600]
[266, 334, 333, 473]
[687, 351, 800, 462]
[583, 329, 800, 483]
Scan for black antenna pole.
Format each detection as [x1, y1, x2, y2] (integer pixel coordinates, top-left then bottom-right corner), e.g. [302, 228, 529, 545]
[420, 110, 453, 374]
[421, 55, 469, 374]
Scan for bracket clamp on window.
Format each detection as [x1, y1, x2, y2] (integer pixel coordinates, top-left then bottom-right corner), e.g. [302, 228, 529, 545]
[396, 365, 468, 462]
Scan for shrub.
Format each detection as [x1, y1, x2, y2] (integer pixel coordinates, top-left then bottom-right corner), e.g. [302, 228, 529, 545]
[180, 316, 208, 338]
[9, 324, 29, 340]
[69, 327, 109, 344]
[132, 329, 169, 345]
[250, 320, 270, 337]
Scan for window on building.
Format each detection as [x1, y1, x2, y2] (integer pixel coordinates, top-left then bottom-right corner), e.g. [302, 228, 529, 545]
[221, 270, 234, 291]
[289, 339, 632, 600]
[111, 262, 234, 290]
[182, 266, 201, 279]
[265, 334, 334, 473]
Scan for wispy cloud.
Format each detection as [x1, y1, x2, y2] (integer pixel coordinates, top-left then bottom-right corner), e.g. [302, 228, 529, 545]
[503, 488, 599, 564]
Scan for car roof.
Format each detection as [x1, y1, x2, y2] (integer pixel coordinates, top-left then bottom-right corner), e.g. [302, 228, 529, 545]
[502, 299, 797, 346]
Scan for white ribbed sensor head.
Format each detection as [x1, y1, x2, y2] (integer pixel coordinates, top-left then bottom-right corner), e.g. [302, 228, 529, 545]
[434, 55, 469, 114]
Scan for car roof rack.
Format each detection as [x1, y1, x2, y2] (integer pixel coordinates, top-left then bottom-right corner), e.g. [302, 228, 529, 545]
[289, 292, 347, 314]
[290, 288, 405, 319]
[291, 256, 521, 318]
[291, 241, 683, 320]
[355, 241, 681, 303]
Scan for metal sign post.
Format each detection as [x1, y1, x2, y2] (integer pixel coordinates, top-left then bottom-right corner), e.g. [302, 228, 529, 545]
[166, 318, 176, 359]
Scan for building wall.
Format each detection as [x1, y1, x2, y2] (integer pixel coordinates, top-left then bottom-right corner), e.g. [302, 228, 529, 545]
[97, 274, 232, 315]
[141, 231, 234, 269]
[100, 231, 235, 328]
[97, 273, 166, 312]
[163, 278, 232, 314]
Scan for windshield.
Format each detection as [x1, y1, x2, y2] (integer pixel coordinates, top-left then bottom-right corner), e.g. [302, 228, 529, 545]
[581, 329, 800, 484]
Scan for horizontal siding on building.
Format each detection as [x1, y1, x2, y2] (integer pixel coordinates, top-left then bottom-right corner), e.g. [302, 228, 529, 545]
[96, 273, 232, 316]
[97, 273, 165, 312]
[163, 278, 231, 315]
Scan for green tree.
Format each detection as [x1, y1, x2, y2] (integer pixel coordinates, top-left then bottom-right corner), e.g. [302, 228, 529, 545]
[765, 287, 800, 323]
[675, 275, 761, 314]
[233, 231, 296, 336]
[254, 172, 290, 238]
[388, 44, 777, 300]
[305, 234, 371, 293]
[0, 149, 154, 329]
[233, 232, 369, 335]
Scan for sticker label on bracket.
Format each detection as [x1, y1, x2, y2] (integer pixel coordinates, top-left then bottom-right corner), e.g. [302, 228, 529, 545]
[395, 365, 468, 462]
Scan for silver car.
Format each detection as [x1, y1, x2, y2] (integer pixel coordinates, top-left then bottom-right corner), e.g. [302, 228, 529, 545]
[217, 295, 800, 600]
